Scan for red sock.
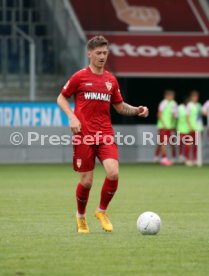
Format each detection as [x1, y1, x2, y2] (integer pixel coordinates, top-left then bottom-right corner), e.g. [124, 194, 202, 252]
[172, 146, 176, 158]
[179, 143, 183, 156]
[180, 138, 185, 156]
[99, 177, 118, 211]
[193, 145, 197, 161]
[185, 145, 190, 160]
[179, 134, 184, 156]
[76, 183, 91, 215]
[190, 131, 197, 161]
[162, 152, 166, 158]
[155, 145, 161, 157]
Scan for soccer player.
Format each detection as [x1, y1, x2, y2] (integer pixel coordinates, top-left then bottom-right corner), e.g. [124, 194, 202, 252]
[57, 36, 149, 233]
[202, 99, 209, 137]
[202, 100, 209, 123]
[186, 90, 203, 166]
[154, 90, 177, 166]
[202, 99, 209, 140]
[176, 97, 190, 163]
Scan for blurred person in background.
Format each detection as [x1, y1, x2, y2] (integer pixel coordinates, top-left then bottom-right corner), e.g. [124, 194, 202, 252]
[202, 99, 209, 138]
[170, 105, 177, 163]
[202, 99, 209, 125]
[176, 96, 190, 163]
[185, 90, 203, 166]
[154, 90, 178, 166]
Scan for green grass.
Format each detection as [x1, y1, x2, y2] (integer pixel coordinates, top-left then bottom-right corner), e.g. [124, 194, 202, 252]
[0, 164, 209, 276]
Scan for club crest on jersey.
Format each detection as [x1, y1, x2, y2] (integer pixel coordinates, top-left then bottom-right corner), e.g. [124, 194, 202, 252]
[105, 81, 112, 91]
[77, 159, 82, 168]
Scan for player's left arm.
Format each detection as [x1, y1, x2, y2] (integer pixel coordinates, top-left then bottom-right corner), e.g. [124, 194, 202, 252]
[113, 102, 149, 117]
[111, 77, 148, 117]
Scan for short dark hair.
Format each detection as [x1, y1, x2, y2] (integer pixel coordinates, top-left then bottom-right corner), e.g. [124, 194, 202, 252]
[164, 90, 175, 96]
[87, 36, 109, 50]
[190, 90, 199, 96]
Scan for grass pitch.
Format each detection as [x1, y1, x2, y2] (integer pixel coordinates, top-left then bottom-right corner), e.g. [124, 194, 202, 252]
[0, 164, 209, 276]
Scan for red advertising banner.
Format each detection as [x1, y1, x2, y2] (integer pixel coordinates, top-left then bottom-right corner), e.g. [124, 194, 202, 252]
[104, 35, 209, 76]
[71, 0, 209, 76]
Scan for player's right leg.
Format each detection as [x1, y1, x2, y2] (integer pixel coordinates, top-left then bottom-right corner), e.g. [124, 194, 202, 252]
[76, 171, 93, 233]
[73, 144, 96, 233]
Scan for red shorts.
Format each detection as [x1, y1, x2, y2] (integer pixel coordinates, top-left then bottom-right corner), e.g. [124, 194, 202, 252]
[73, 143, 119, 172]
[159, 129, 172, 143]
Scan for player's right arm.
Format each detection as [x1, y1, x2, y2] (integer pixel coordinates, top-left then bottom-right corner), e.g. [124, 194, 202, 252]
[57, 74, 81, 134]
[57, 94, 81, 134]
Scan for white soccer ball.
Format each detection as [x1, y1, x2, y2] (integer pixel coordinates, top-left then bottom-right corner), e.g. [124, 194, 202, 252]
[137, 211, 161, 235]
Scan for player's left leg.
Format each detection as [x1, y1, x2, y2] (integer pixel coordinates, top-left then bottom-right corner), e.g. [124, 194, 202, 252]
[95, 143, 119, 232]
[99, 158, 119, 211]
[95, 158, 119, 232]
